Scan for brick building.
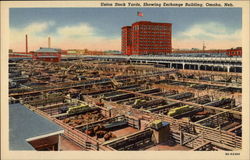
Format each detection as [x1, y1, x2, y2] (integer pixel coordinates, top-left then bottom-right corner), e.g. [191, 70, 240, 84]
[33, 48, 62, 62]
[121, 21, 172, 55]
[226, 47, 242, 56]
[121, 26, 132, 55]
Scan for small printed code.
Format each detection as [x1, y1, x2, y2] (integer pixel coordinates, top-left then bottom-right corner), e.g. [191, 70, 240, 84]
[225, 152, 240, 156]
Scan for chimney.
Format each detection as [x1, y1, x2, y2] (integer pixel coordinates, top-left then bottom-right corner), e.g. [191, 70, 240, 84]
[202, 41, 206, 51]
[25, 34, 28, 54]
[48, 36, 51, 48]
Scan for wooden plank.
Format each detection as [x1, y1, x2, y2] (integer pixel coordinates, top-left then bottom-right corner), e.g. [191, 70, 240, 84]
[119, 89, 241, 116]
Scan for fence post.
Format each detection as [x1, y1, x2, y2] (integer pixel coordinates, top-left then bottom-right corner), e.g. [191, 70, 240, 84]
[180, 131, 183, 145]
[97, 142, 99, 151]
[58, 133, 62, 151]
[138, 118, 141, 130]
[233, 134, 236, 149]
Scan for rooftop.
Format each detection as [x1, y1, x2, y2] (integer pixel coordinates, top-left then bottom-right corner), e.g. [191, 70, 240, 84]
[132, 21, 172, 26]
[9, 103, 63, 150]
[35, 48, 60, 53]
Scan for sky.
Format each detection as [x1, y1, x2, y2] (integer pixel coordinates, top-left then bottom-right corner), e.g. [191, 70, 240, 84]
[10, 8, 242, 51]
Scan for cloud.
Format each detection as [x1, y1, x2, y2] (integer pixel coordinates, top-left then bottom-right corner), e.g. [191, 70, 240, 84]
[174, 22, 241, 49]
[54, 23, 120, 50]
[10, 21, 55, 37]
[10, 22, 121, 51]
[10, 21, 55, 51]
[25, 21, 55, 34]
[57, 23, 94, 38]
[177, 22, 241, 40]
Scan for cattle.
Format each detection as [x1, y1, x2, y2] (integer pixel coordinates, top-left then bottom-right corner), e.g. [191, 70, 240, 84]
[85, 129, 94, 136]
[104, 132, 111, 141]
[96, 130, 107, 138]
[75, 119, 82, 125]
[104, 132, 116, 141]
[93, 125, 100, 133]
[196, 111, 210, 115]
[93, 124, 105, 133]
[63, 118, 70, 123]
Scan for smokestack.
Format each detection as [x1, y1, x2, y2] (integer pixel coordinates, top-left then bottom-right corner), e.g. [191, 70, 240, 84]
[25, 34, 28, 53]
[202, 41, 206, 51]
[48, 36, 51, 48]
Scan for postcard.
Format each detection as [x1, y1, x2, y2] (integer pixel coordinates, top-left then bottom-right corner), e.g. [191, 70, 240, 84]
[1, 1, 249, 160]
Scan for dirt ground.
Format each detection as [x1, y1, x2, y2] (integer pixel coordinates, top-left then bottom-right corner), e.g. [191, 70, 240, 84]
[145, 142, 191, 151]
[59, 135, 84, 151]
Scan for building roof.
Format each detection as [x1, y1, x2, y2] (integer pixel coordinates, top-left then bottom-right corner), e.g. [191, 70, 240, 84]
[9, 103, 63, 150]
[132, 21, 172, 26]
[37, 56, 58, 58]
[35, 48, 60, 53]
[121, 26, 132, 29]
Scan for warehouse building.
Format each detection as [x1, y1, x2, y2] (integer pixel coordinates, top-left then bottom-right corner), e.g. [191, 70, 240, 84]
[33, 47, 62, 62]
[226, 47, 242, 57]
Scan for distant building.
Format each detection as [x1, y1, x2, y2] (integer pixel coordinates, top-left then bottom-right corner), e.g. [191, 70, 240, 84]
[226, 47, 242, 56]
[9, 52, 32, 59]
[33, 47, 62, 62]
[191, 48, 199, 51]
[121, 21, 172, 55]
[104, 50, 121, 55]
[66, 49, 85, 55]
[171, 47, 242, 57]
[67, 50, 78, 54]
